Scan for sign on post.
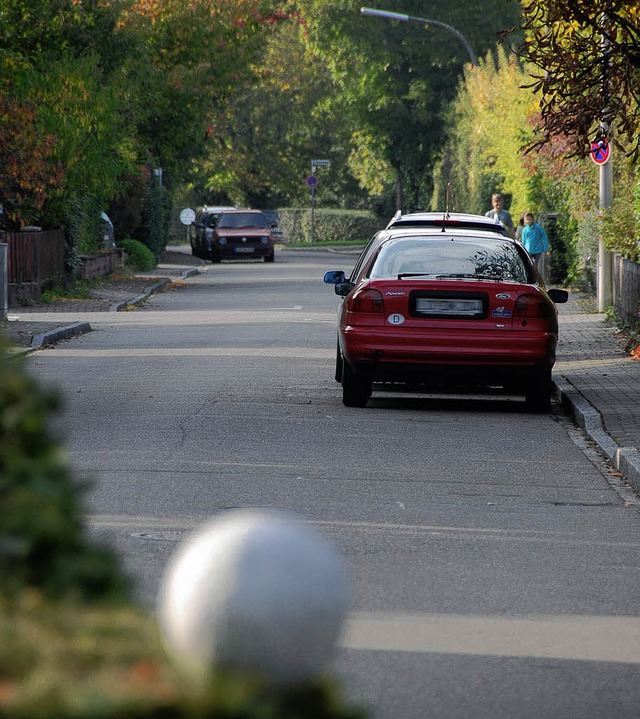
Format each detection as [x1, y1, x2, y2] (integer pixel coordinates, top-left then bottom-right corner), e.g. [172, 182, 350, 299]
[590, 137, 610, 165]
[179, 207, 196, 225]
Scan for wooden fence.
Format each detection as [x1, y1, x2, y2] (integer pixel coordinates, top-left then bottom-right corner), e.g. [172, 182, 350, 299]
[612, 254, 640, 328]
[0, 228, 66, 306]
[2, 229, 66, 284]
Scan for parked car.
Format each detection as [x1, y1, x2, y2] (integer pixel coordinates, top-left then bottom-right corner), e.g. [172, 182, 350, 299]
[386, 210, 511, 237]
[189, 206, 237, 257]
[261, 209, 284, 242]
[324, 224, 568, 410]
[193, 209, 275, 263]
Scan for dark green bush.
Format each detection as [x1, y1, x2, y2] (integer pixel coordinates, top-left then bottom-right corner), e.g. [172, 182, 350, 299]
[279, 209, 381, 244]
[119, 238, 156, 272]
[137, 173, 172, 261]
[0, 338, 129, 603]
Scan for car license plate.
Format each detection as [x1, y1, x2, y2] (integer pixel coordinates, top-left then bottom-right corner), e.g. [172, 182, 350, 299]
[234, 247, 254, 253]
[416, 297, 483, 316]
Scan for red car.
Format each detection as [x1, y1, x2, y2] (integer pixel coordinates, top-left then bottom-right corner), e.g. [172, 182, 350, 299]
[194, 209, 275, 263]
[324, 225, 568, 411]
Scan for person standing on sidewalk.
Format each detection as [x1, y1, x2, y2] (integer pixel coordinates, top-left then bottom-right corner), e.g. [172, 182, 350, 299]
[521, 211, 549, 272]
[485, 193, 516, 238]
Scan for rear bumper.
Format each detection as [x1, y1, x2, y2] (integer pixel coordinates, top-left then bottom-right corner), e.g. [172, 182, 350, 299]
[341, 326, 556, 388]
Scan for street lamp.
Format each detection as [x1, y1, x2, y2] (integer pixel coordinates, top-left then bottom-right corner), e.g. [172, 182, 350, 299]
[360, 7, 478, 67]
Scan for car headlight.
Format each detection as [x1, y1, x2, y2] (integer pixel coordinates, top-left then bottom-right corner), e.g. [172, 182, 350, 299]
[261, 236, 269, 244]
[218, 237, 227, 245]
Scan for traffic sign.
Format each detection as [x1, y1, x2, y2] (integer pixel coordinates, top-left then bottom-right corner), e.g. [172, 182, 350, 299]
[179, 207, 196, 225]
[306, 174, 318, 189]
[590, 138, 610, 165]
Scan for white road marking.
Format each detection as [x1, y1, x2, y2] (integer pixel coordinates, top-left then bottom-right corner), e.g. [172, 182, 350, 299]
[37, 347, 334, 358]
[342, 611, 640, 664]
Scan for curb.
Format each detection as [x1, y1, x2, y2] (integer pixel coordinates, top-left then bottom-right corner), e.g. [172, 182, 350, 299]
[110, 268, 201, 312]
[31, 321, 92, 350]
[109, 278, 171, 312]
[554, 374, 640, 496]
[23, 267, 202, 351]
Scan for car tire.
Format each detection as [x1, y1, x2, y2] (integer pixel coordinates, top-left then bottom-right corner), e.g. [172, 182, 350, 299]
[334, 340, 343, 383]
[210, 254, 221, 264]
[342, 360, 372, 408]
[264, 250, 275, 263]
[525, 370, 552, 413]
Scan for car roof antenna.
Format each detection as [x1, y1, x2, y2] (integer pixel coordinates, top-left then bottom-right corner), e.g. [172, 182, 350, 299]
[442, 182, 454, 232]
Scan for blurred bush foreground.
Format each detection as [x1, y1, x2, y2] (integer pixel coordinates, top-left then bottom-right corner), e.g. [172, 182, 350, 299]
[0, 337, 366, 719]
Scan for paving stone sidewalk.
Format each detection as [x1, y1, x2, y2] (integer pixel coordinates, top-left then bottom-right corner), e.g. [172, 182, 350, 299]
[555, 292, 640, 493]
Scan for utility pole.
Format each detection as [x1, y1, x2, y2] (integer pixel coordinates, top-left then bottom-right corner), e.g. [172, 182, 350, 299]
[597, 17, 613, 312]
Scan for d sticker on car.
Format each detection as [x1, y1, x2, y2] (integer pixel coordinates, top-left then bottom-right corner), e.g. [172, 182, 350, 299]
[387, 313, 405, 325]
[492, 306, 512, 318]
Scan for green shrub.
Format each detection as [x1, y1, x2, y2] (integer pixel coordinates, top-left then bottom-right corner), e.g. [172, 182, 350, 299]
[118, 239, 156, 272]
[136, 173, 172, 261]
[279, 209, 381, 244]
[0, 339, 129, 603]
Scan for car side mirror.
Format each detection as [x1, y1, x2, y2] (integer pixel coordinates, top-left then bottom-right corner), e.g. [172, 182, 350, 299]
[548, 288, 569, 304]
[324, 270, 346, 284]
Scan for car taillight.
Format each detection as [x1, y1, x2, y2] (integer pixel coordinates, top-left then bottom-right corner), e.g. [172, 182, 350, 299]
[514, 294, 552, 318]
[347, 288, 385, 314]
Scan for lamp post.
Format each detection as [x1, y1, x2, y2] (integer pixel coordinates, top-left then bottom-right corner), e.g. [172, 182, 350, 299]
[360, 7, 478, 67]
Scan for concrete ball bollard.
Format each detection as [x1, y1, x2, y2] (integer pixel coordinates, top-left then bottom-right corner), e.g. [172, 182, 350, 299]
[157, 509, 350, 684]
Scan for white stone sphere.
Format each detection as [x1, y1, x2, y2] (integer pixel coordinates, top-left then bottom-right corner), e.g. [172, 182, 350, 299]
[157, 509, 349, 684]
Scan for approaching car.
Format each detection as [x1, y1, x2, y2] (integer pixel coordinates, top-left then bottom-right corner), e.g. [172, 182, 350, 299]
[324, 226, 568, 411]
[190, 206, 237, 257]
[386, 210, 511, 237]
[193, 209, 275, 263]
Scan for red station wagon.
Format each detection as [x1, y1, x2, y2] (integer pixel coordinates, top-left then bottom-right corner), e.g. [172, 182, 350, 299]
[324, 222, 568, 411]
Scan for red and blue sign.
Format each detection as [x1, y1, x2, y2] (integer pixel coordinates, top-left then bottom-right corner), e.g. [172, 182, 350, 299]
[590, 137, 610, 165]
[306, 174, 318, 189]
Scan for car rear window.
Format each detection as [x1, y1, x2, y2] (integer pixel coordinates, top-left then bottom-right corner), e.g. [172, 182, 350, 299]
[217, 213, 268, 229]
[368, 236, 529, 283]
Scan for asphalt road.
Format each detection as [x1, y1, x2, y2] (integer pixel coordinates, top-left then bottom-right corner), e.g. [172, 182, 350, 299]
[26, 249, 640, 719]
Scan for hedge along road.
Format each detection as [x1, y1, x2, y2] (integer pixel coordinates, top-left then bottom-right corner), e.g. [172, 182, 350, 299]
[26, 248, 640, 719]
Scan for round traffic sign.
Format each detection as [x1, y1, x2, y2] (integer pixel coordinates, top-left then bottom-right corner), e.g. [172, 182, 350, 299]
[590, 138, 610, 165]
[179, 207, 196, 225]
[306, 174, 318, 189]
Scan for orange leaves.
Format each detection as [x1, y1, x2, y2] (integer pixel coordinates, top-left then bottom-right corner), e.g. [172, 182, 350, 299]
[0, 94, 64, 224]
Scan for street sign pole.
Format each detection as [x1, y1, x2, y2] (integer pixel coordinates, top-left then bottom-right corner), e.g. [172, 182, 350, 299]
[598, 145, 613, 311]
[308, 160, 329, 244]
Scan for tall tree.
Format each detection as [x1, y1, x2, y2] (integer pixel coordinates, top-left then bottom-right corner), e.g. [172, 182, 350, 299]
[299, 0, 521, 210]
[519, 0, 640, 156]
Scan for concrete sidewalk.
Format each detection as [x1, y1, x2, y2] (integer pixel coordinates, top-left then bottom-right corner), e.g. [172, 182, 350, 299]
[554, 293, 640, 495]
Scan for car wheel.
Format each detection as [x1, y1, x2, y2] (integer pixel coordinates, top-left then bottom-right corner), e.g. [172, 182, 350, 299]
[525, 370, 552, 413]
[342, 360, 372, 408]
[264, 250, 275, 263]
[210, 254, 222, 264]
[334, 339, 343, 383]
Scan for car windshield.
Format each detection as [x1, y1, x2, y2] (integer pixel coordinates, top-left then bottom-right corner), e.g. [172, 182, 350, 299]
[217, 213, 268, 229]
[368, 236, 529, 283]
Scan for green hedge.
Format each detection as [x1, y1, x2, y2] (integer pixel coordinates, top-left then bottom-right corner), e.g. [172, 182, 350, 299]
[118, 239, 156, 272]
[278, 209, 381, 244]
